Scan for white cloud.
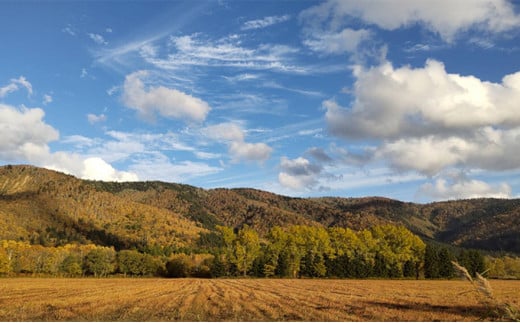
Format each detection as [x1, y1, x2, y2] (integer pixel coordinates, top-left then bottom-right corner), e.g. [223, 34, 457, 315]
[122, 70, 211, 123]
[263, 81, 324, 97]
[223, 73, 260, 82]
[203, 122, 245, 142]
[0, 104, 137, 182]
[418, 175, 512, 200]
[142, 33, 304, 73]
[241, 14, 291, 30]
[81, 157, 138, 181]
[326, 60, 520, 139]
[323, 58, 520, 200]
[0, 83, 18, 98]
[0, 76, 33, 98]
[303, 28, 372, 54]
[42, 94, 53, 105]
[278, 156, 322, 190]
[0, 104, 59, 161]
[87, 113, 107, 124]
[300, 0, 520, 42]
[88, 33, 108, 45]
[229, 141, 272, 163]
[107, 85, 119, 96]
[203, 122, 272, 163]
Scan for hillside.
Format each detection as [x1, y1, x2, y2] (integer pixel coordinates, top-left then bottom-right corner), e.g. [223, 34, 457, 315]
[0, 165, 205, 252]
[0, 165, 519, 254]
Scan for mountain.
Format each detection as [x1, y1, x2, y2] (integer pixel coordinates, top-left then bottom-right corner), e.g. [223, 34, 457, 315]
[0, 165, 519, 254]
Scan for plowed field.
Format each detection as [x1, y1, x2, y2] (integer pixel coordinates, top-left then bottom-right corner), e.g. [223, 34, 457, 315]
[0, 278, 518, 321]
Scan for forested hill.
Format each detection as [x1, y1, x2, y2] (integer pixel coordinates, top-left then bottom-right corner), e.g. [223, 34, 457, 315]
[0, 164, 519, 254]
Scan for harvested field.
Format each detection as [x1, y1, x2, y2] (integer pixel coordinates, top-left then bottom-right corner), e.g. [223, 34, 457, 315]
[0, 278, 519, 321]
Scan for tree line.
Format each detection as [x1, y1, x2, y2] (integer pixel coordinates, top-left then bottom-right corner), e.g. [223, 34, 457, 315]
[0, 224, 492, 279]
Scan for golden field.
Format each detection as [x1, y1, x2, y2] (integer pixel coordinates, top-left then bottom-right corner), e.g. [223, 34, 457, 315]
[0, 278, 519, 321]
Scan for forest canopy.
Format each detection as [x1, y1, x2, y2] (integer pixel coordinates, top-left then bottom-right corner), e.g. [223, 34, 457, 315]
[1, 224, 506, 279]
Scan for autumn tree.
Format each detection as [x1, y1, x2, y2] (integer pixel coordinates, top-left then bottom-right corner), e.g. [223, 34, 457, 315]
[328, 227, 365, 277]
[0, 248, 10, 275]
[216, 225, 261, 276]
[263, 226, 288, 277]
[166, 254, 192, 278]
[294, 226, 332, 277]
[370, 225, 425, 278]
[234, 225, 261, 276]
[118, 250, 144, 276]
[84, 247, 116, 277]
[60, 254, 83, 276]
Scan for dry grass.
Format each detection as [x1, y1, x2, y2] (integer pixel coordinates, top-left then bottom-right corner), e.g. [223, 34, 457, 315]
[0, 278, 519, 321]
[452, 261, 520, 321]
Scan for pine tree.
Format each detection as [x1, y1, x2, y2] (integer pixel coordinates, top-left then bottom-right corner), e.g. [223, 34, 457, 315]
[437, 247, 455, 278]
[424, 244, 440, 279]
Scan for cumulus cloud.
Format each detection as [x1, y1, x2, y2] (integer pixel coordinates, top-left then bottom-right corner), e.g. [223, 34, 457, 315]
[229, 141, 272, 163]
[324, 59, 520, 177]
[122, 70, 211, 123]
[0, 76, 33, 98]
[326, 60, 520, 139]
[300, 0, 520, 42]
[81, 157, 138, 181]
[203, 122, 272, 163]
[0, 104, 137, 182]
[418, 173, 512, 200]
[305, 147, 333, 164]
[278, 156, 322, 190]
[0, 104, 59, 161]
[241, 15, 291, 30]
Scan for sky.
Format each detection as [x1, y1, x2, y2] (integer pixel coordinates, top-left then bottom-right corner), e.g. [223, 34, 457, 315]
[1, 0, 520, 203]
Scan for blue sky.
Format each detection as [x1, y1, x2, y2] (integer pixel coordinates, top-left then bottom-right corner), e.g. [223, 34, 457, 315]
[2, 0, 520, 202]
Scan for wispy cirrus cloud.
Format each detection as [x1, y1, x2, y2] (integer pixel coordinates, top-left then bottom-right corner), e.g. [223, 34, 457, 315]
[60, 128, 224, 183]
[0, 76, 32, 98]
[138, 33, 306, 73]
[241, 14, 291, 30]
[62, 25, 76, 36]
[88, 33, 108, 45]
[262, 81, 324, 97]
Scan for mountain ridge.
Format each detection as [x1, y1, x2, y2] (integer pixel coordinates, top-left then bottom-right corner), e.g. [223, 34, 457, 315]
[0, 164, 518, 254]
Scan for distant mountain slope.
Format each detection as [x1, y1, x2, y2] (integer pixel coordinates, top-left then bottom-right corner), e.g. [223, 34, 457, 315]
[0, 165, 518, 254]
[0, 165, 205, 250]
